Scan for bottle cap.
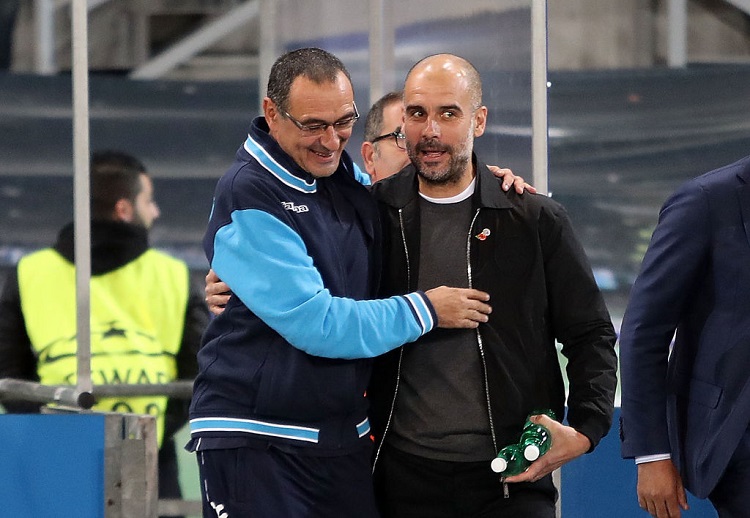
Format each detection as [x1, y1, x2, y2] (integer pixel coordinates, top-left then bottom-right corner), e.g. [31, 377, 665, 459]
[524, 444, 540, 461]
[490, 457, 508, 473]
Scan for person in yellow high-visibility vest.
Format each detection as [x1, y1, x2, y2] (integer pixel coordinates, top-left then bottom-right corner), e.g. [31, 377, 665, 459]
[0, 150, 209, 514]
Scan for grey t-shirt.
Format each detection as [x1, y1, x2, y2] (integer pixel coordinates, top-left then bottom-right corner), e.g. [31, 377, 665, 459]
[388, 195, 495, 462]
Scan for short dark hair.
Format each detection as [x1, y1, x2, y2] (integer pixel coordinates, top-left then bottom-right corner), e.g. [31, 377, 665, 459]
[364, 91, 403, 143]
[90, 150, 146, 220]
[265, 47, 353, 113]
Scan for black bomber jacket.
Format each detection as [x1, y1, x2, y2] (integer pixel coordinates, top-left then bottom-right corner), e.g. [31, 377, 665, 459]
[367, 156, 618, 463]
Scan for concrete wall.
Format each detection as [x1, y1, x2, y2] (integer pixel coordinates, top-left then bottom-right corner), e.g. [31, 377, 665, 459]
[7, 0, 750, 75]
[655, 0, 750, 63]
[548, 0, 656, 69]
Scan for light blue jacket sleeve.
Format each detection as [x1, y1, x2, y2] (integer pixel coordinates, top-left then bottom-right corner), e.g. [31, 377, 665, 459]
[352, 162, 371, 186]
[211, 208, 434, 359]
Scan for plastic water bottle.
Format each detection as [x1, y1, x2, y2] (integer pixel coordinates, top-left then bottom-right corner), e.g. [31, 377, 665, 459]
[520, 421, 552, 461]
[520, 409, 555, 461]
[490, 443, 528, 475]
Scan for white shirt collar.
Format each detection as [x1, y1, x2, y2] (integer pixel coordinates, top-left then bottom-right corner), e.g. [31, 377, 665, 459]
[419, 177, 476, 204]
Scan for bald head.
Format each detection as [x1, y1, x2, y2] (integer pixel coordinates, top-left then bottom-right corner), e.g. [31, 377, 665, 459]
[401, 53, 487, 197]
[405, 54, 483, 110]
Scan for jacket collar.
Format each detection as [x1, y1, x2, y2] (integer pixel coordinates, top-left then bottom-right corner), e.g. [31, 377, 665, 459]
[244, 117, 359, 194]
[53, 220, 149, 275]
[372, 153, 515, 210]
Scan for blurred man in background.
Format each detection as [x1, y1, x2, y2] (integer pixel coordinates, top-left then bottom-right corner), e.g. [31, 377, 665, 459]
[0, 150, 209, 515]
[361, 90, 410, 183]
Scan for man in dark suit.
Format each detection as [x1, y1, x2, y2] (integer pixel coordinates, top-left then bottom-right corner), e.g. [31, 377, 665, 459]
[620, 154, 750, 518]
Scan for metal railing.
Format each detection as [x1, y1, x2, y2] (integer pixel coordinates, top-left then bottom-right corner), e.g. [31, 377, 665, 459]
[0, 377, 95, 408]
[0, 378, 196, 411]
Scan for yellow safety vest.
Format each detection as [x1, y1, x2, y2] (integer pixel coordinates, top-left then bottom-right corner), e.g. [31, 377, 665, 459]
[17, 248, 189, 446]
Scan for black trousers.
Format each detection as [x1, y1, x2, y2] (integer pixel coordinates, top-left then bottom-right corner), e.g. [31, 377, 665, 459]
[373, 444, 557, 518]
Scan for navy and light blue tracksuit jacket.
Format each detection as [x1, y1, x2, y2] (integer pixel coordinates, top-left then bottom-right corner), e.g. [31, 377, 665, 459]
[188, 117, 437, 453]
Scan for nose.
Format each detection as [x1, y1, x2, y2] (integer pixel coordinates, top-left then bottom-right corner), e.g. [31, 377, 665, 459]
[422, 117, 441, 138]
[152, 202, 161, 221]
[319, 125, 343, 148]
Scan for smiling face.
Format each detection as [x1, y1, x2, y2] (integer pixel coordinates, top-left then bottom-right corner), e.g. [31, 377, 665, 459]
[402, 55, 487, 197]
[265, 71, 357, 178]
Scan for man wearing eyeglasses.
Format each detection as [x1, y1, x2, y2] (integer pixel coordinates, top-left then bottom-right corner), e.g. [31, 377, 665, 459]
[361, 91, 410, 183]
[187, 47, 495, 518]
[361, 90, 525, 189]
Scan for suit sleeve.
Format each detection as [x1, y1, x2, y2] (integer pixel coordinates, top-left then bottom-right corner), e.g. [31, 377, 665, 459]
[619, 180, 710, 458]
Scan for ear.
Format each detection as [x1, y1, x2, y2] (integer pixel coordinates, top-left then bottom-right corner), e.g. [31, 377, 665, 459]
[473, 105, 488, 137]
[263, 97, 278, 123]
[113, 198, 134, 223]
[361, 141, 377, 180]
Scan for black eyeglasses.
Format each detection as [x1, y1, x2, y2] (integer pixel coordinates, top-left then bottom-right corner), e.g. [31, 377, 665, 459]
[281, 103, 360, 136]
[371, 128, 406, 150]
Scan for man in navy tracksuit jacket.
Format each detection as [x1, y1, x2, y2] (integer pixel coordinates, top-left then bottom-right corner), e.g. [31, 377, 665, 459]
[187, 48, 490, 518]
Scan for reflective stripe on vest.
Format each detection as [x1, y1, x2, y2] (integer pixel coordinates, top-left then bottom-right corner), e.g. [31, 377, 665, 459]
[18, 248, 189, 445]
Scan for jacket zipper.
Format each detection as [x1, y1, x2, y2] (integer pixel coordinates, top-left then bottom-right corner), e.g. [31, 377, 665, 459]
[372, 208, 410, 471]
[373, 208, 506, 498]
[467, 208, 498, 453]
[467, 209, 508, 497]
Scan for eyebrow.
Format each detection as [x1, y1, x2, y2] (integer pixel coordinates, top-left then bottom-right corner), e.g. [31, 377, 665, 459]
[405, 103, 463, 113]
[299, 108, 358, 125]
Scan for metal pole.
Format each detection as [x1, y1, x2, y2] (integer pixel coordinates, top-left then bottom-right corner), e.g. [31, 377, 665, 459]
[667, 0, 688, 68]
[71, 0, 92, 394]
[532, 0, 556, 507]
[34, 0, 56, 75]
[0, 379, 94, 409]
[0, 379, 194, 409]
[531, 0, 549, 195]
[368, 0, 396, 107]
[258, 0, 277, 111]
[369, 0, 384, 107]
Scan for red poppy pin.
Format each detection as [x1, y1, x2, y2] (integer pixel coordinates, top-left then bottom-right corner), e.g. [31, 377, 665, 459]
[475, 228, 491, 241]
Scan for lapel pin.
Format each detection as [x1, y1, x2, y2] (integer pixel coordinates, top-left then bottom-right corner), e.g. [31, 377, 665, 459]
[475, 228, 491, 241]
